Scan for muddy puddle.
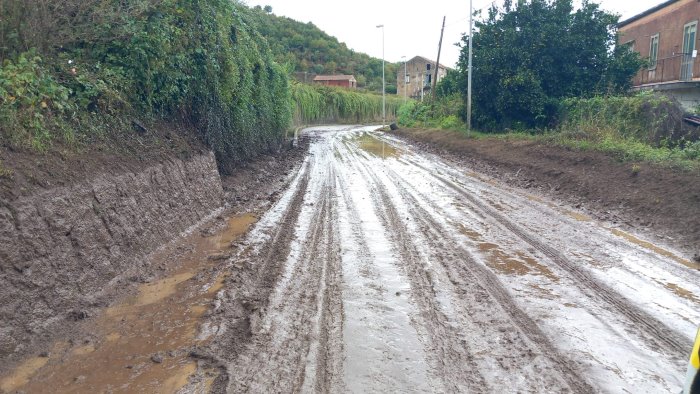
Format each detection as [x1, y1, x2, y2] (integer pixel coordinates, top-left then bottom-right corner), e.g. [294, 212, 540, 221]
[351, 132, 401, 159]
[0, 213, 257, 393]
[478, 242, 559, 281]
[664, 283, 700, 304]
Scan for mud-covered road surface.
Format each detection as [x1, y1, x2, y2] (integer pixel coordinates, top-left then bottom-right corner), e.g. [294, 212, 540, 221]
[3, 125, 698, 393]
[201, 126, 699, 393]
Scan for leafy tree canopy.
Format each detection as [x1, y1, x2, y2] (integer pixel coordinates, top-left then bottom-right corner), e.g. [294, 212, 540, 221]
[247, 6, 398, 92]
[455, 0, 643, 130]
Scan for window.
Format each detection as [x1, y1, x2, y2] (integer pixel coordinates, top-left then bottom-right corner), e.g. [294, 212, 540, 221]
[649, 34, 659, 69]
[681, 21, 697, 81]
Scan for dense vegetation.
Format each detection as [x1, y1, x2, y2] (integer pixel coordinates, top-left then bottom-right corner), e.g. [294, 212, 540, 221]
[292, 83, 402, 125]
[248, 6, 399, 93]
[395, 0, 699, 168]
[449, 0, 643, 129]
[0, 0, 401, 174]
[0, 0, 295, 171]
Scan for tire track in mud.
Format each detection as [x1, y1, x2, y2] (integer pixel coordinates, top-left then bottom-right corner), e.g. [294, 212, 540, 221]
[340, 141, 489, 392]
[222, 161, 343, 393]
[375, 161, 596, 393]
[405, 158, 692, 359]
[206, 153, 344, 392]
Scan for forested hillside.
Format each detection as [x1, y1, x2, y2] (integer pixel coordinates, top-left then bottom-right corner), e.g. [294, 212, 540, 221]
[249, 6, 398, 93]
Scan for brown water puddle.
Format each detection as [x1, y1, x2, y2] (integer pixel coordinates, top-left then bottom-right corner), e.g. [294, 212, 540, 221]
[479, 242, 559, 282]
[456, 223, 483, 242]
[563, 210, 592, 222]
[353, 133, 401, 159]
[610, 228, 700, 271]
[664, 283, 700, 304]
[1, 213, 257, 393]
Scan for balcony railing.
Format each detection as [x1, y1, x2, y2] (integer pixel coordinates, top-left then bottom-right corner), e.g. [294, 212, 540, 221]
[634, 53, 698, 86]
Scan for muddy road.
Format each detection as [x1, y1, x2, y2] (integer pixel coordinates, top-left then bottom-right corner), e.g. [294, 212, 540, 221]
[3, 125, 698, 393]
[200, 125, 699, 393]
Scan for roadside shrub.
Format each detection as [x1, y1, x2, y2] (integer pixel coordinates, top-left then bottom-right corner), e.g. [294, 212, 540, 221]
[397, 95, 465, 130]
[0, 51, 72, 148]
[559, 92, 697, 146]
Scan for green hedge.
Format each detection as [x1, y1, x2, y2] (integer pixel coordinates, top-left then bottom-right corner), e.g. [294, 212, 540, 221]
[291, 82, 402, 125]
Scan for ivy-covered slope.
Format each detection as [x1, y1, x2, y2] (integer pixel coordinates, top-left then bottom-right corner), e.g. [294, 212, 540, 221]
[0, 0, 291, 171]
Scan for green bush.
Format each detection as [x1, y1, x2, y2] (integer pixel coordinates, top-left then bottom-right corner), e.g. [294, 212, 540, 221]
[559, 92, 697, 146]
[0, 51, 72, 149]
[397, 95, 465, 130]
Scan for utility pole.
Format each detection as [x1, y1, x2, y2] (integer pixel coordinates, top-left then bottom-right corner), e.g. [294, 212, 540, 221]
[467, 0, 473, 135]
[376, 24, 386, 128]
[433, 16, 446, 98]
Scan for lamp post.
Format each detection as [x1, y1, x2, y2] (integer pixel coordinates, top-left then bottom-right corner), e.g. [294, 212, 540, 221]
[467, 0, 473, 135]
[401, 55, 407, 103]
[376, 24, 385, 128]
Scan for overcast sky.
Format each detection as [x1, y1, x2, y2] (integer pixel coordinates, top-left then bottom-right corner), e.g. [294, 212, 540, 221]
[243, 0, 664, 68]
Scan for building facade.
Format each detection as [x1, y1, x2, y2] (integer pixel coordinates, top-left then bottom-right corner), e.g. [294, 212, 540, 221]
[312, 75, 357, 89]
[619, 0, 700, 109]
[397, 56, 449, 100]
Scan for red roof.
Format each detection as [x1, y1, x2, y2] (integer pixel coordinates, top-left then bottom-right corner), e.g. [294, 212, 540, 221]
[313, 75, 357, 82]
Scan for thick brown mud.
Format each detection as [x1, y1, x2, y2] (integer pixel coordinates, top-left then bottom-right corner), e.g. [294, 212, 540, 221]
[200, 125, 698, 393]
[3, 126, 698, 393]
[1, 212, 255, 393]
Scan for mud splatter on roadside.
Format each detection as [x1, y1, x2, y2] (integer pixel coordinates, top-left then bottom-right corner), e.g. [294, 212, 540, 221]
[2, 213, 257, 393]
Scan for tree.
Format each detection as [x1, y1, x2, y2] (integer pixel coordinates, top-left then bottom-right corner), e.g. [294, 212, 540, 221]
[456, 0, 644, 130]
[263, 5, 272, 13]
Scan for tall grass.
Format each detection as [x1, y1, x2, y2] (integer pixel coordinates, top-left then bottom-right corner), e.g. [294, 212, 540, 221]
[291, 83, 402, 125]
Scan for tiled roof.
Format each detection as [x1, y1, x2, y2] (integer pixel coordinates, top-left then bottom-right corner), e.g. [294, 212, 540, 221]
[618, 0, 679, 28]
[313, 75, 357, 81]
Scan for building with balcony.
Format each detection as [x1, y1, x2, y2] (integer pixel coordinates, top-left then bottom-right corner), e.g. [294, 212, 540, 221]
[618, 0, 700, 110]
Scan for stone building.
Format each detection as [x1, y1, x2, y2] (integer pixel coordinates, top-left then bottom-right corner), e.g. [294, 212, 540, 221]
[397, 56, 449, 100]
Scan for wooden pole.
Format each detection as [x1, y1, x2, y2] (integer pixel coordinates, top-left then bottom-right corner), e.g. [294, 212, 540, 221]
[433, 16, 446, 99]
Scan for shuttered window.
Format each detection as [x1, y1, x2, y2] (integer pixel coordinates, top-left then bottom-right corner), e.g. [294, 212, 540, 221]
[649, 34, 659, 69]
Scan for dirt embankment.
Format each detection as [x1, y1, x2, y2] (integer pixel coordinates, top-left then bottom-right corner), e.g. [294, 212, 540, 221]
[0, 125, 304, 375]
[0, 140, 223, 374]
[394, 129, 700, 257]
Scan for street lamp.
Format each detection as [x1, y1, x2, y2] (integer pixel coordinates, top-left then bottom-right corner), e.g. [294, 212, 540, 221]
[467, 0, 473, 135]
[401, 55, 407, 103]
[376, 24, 385, 128]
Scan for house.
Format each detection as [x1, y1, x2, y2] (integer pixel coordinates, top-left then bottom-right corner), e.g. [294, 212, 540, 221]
[397, 56, 450, 100]
[618, 0, 700, 109]
[313, 75, 357, 89]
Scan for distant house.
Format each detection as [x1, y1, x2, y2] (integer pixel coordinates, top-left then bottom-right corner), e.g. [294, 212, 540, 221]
[397, 56, 450, 100]
[313, 75, 357, 89]
[618, 0, 699, 109]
